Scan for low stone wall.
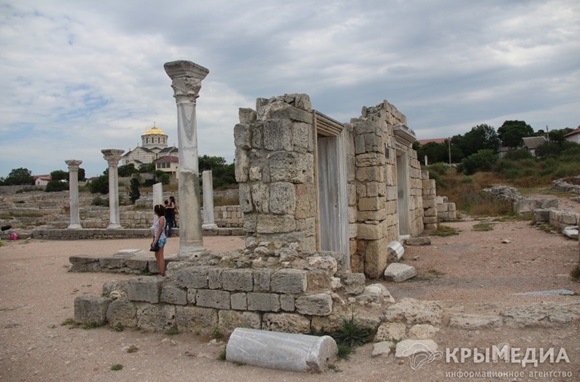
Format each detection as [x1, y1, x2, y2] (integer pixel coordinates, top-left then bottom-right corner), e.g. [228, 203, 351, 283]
[436, 196, 457, 221]
[73, 251, 371, 335]
[213, 205, 242, 227]
[27, 227, 244, 240]
[514, 198, 559, 217]
[553, 176, 580, 194]
[533, 209, 580, 229]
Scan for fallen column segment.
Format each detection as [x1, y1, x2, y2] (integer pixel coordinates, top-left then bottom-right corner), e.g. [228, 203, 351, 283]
[225, 327, 337, 372]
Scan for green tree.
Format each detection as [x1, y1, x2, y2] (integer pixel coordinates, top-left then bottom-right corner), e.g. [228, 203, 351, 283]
[547, 128, 573, 144]
[89, 175, 109, 194]
[129, 176, 141, 204]
[4, 168, 34, 185]
[138, 163, 155, 173]
[50, 170, 68, 182]
[45, 180, 68, 192]
[497, 120, 534, 148]
[118, 163, 138, 177]
[456, 124, 500, 157]
[459, 149, 498, 175]
[199, 155, 227, 171]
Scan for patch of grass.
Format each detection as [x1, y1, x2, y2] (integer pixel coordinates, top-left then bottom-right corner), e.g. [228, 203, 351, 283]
[110, 364, 123, 371]
[164, 326, 179, 336]
[82, 321, 105, 330]
[472, 222, 494, 231]
[61, 318, 76, 327]
[217, 348, 226, 361]
[332, 315, 374, 348]
[336, 343, 353, 360]
[571, 263, 580, 281]
[431, 224, 459, 237]
[211, 327, 224, 341]
[113, 323, 124, 332]
[328, 364, 342, 372]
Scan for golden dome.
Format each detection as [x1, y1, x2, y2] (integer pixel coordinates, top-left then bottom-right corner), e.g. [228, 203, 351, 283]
[143, 123, 166, 136]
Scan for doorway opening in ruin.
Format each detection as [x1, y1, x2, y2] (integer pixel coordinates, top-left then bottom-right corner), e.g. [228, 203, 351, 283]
[396, 151, 410, 238]
[314, 112, 349, 265]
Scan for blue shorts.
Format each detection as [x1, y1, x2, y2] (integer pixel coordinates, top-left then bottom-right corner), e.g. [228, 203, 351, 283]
[157, 238, 167, 248]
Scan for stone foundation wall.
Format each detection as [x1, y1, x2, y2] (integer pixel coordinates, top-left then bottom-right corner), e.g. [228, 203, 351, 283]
[74, 251, 368, 335]
[214, 205, 242, 227]
[436, 196, 457, 221]
[422, 170, 438, 229]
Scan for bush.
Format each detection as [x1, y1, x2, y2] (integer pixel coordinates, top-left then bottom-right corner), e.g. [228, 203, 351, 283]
[88, 175, 108, 194]
[503, 148, 533, 160]
[459, 149, 498, 175]
[45, 180, 68, 192]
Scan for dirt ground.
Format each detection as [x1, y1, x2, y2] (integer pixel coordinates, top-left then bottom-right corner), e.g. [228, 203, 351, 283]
[1, 205, 579, 381]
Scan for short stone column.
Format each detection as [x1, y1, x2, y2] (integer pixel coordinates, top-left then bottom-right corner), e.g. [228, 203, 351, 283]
[164, 60, 209, 258]
[65, 159, 83, 229]
[101, 149, 124, 229]
[202, 170, 217, 229]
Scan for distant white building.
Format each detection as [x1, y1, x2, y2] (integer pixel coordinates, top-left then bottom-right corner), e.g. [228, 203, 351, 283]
[564, 128, 580, 144]
[33, 174, 51, 187]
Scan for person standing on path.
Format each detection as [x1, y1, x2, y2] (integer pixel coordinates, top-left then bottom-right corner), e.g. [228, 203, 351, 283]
[152, 204, 167, 276]
[166, 195, 178, 233]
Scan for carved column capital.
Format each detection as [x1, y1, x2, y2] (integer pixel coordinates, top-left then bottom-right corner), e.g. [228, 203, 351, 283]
[65, 159, 82, 171]
[164, 60, 209, 101]
[101, 149, 124, 168]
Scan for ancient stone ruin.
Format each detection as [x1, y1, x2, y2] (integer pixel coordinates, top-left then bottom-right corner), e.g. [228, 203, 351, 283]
[73, 61, 451, 346]
[235, 94, 436, 278]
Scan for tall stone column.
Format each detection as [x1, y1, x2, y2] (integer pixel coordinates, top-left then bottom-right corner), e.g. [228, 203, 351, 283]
[202, 170, 218, 229]
[101, 149, 124, 229]
[65, 159, 83, 229]
[164, 60, 209, 258]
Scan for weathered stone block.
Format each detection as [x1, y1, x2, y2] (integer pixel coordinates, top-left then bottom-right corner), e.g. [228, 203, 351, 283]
[218, 310, 261, 333]
[269, 182, 296, 215]
[135, 303, 176, 332]
[175, 306, 217, 334]
[280, 295, 295, 311]
[264, 119, 293, 151]
[106, 299, 137, 328]
[262, 313, 311, 333]
[374, 322, 406, 342]
[384, 298, 443, 325]
[126, 277, 162, 303]
[269, 151, 313, 184]
[359, 197, 385, 211]
[196, 289, 231, 309]
[238, 108, 257, 124]
[222, 269, 254, 292]
[208, 268, 223, 289]
[341, 273, 366, 295]
[256, 215, 296, 234]
[175, 266, 209, 289]
[364, 238, 388, 279]
[384, 263, 417, 282]
[251, 183, 270, 213]
[247, 292, 280, 312]
[271, 269, 307, 294]
[239, 183, 253, 213]
[74, 295, 111, 324]
[295, 293, 333, 316]
[395, 339, 438, 358]
[408, 324, 439, 339]
[356, 166, 384, 182]
[253, 268, 271, 292]
[235, 148, 249, 183]
[160, 283, 187, 305]
[234, 123, 252, 149]
[231, 292, 248, 310]
[358, 223, 384, 240]
[306, 270, 332, 292]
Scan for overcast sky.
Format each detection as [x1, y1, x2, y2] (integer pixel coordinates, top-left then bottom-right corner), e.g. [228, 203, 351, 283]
[1, 0, 579, 179]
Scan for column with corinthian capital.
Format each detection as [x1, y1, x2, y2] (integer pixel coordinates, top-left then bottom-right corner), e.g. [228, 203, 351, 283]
[164, 60, 209, 259]
[101, 149, 124, 229]
[65, 159, 83, 229]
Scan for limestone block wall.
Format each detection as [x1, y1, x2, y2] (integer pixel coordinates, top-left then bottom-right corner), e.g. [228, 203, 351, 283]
[435, 196, 457, 221]
[234, 94, 317, 253]
[349, 101, 423, 278]
[213, 205, 243, 227]
[422, 170, 438, 229]
[74, 252, 360, 335]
